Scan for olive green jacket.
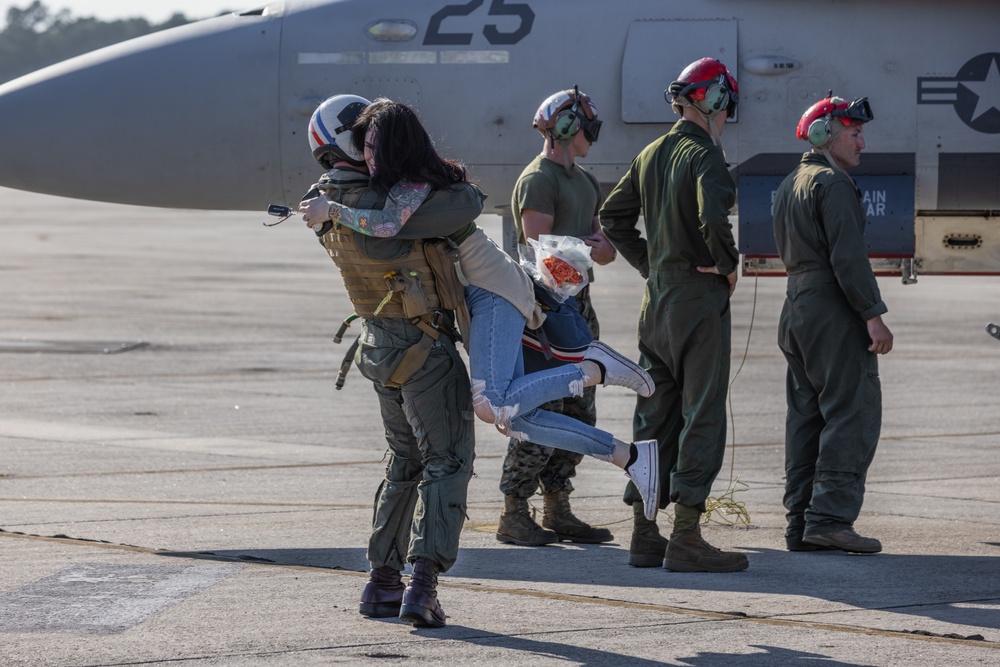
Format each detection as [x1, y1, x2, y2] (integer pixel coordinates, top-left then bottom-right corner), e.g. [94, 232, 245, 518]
[772, 152, 887, 321]
[599, 120, 738, 280]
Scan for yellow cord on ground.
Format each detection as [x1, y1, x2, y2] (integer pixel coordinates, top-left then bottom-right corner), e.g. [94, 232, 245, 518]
[702, 271, 759, 528]
[526, 272, 761, 531]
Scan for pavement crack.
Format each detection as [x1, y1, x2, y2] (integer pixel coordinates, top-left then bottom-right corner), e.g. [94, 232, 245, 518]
[0, 496, 365, 509]
[4, 460, 383, 479]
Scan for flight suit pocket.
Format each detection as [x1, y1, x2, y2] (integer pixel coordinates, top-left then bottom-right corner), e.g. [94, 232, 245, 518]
[356, 319, 423, 386]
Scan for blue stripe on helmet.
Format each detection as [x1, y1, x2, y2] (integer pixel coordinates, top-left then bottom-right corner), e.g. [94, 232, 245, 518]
[311, 114, 336, 145]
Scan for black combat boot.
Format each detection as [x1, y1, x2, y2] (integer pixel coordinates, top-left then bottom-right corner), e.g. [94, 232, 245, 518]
[359, 565, 405, 617]
[628, 501, 668, 567]
[399, 558, 447, 628]
[541, 489, 614, 543]
[496, 495, 558, 546]
[803, 528, 882, 553]
[786, 526, 838, 552]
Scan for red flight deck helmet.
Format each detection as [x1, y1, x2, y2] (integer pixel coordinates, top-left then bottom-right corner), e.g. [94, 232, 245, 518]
[666, 58, 739, 117]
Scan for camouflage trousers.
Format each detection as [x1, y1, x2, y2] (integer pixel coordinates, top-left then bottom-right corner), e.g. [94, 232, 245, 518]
[499, 288, 599, 499]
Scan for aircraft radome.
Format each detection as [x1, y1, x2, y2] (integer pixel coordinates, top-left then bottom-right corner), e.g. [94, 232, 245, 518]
[0, 0, 997, 278]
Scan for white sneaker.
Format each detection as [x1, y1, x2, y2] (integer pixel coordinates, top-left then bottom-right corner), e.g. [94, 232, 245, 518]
[625, 439, 659, 521]
[584, 341, 654, 397]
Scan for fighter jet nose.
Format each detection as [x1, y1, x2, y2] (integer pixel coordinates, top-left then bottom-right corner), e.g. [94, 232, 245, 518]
[0, 13, 283, 210]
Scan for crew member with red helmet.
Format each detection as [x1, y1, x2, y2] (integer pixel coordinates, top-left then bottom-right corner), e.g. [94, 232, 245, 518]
[773, 95, 892, 554]
[600, 58, 748, 572]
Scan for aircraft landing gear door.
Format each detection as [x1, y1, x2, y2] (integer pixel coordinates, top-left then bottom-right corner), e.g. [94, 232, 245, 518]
[621, 19, 737, 121]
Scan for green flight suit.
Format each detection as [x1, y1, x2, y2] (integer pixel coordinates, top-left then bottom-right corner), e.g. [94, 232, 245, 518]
[599, 120, 738, 512]
[772, 152, 887, 541]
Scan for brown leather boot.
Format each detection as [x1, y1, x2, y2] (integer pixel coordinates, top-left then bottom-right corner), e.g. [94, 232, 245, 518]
[496, 495, 558, 546]
[541, 489, 614, 544]
[628, 501, 668, 567]
[359, 565, 404, 617]
[399, 558, 446, 628]
[664, 525, 749, 573]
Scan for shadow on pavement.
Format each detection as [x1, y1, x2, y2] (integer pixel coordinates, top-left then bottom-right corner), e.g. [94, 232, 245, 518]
[156, 544, 1000, 633]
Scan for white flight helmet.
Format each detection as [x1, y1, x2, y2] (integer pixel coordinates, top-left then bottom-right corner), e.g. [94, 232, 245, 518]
[308, 94, 371, 168]
[533, 86, 601, 144]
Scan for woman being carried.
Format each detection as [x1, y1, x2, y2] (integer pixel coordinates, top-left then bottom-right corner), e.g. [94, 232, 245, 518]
[299, 99, 659, 522]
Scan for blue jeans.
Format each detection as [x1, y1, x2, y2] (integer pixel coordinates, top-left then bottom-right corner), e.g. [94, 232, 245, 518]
[465, 285, 615, 461]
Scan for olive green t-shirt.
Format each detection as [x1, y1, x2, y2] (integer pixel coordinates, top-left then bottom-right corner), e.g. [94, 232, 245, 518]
[511, 155, 601, 244]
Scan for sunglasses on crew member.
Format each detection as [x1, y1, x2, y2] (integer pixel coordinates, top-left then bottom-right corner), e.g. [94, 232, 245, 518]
[831, 97, 874, 124]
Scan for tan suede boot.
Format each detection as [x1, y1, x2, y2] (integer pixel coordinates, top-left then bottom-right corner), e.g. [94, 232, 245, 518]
[663, 504, 748, 572]
[542, 489, 614, 543]
[496, 495, 558, 546]
[628, 501, 668, 567]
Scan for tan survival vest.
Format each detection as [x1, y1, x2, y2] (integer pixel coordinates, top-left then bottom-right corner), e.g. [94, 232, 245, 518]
[316, 182, 468, 386]
[322, 227, 442, 319]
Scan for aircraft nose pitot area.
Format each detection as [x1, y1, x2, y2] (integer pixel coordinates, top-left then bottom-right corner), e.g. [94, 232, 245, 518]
[0, 11, 283, 210]
[0, 0, 998, 276]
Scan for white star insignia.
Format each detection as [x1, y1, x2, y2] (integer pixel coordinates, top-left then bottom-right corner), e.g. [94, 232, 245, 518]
[961, 54, 1000, 122]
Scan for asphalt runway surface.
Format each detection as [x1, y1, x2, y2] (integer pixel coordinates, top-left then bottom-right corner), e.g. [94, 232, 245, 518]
[1, 187, 999, 665]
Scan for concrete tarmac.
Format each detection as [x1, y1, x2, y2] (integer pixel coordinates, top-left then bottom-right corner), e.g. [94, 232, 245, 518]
[1, 187, 998, 666]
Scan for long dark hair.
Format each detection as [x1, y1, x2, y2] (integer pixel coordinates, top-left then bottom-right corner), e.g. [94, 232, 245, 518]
[350, 98, 468, 193]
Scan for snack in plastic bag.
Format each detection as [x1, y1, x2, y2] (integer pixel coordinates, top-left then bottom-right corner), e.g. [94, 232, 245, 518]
[542, 255, 583, 287]
[521, 234, 594, 301]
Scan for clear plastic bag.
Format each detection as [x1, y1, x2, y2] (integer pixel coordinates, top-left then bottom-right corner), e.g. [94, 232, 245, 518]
[520, 234, 594, 302]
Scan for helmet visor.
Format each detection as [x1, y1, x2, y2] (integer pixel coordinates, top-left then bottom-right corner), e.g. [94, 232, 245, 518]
[832, 97, 873, 125]
[581, 116, 602, 143]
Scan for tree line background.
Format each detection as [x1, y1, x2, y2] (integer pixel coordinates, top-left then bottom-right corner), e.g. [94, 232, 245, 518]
[0, 1, 229, 83]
